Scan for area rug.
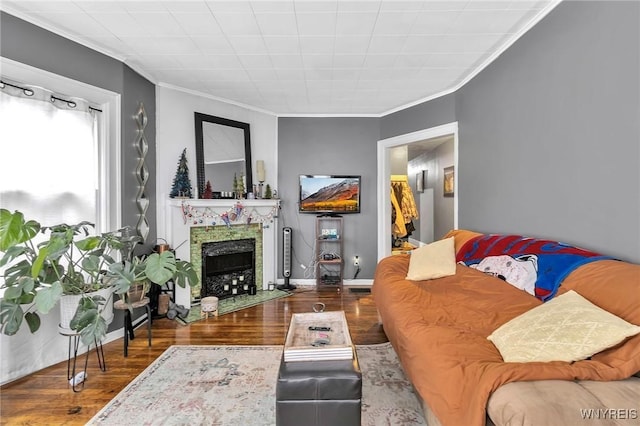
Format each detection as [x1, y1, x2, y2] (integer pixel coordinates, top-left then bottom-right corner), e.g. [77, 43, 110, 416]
[177, 289, 292, 324]
[89, 342, 426, 425]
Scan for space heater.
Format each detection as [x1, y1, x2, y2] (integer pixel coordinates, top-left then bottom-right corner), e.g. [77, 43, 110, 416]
[278, 227, 296, 290]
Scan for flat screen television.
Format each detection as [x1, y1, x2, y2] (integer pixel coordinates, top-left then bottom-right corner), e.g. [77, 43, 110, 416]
[299, 175, 361, 214]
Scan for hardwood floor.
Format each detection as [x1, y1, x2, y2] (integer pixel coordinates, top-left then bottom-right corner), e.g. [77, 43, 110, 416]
[0, 287, 387, 425]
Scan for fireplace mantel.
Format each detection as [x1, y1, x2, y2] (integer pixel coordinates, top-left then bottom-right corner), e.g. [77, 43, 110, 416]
[164, 198, 280, 308]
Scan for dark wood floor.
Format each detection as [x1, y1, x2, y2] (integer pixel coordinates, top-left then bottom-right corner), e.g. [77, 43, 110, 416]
[0, 287, 387, 425]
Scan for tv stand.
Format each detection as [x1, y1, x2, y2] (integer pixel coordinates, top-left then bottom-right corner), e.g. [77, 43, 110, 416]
[315, 216, 343, 291]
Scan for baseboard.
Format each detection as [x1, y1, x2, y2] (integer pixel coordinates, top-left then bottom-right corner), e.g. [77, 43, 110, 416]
[275, 279, 373, 287]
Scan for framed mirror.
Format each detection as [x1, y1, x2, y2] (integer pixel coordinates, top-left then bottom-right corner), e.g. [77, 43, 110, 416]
[194, 112, 252, 198]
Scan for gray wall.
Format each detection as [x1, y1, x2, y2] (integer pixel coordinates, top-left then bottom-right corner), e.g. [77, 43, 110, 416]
[278, 118, 380, 280]
[381, 93, 457, 140]
[381, 1, 640, 262]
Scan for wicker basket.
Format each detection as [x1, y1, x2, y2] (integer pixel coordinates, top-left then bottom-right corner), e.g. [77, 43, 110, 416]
[125, 281, 150, 304]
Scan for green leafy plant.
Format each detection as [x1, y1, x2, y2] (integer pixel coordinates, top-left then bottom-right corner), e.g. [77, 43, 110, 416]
[0, 209, 199, 345]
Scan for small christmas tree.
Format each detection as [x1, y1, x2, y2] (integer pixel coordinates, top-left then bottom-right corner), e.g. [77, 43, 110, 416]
[264, 184, 272, 199]
[203, 180, 213, 199]
[169, 148, 193, 198]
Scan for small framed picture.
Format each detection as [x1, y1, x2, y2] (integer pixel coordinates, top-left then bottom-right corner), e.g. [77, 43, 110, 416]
[416, 170, 426, 193]
[443, 166, 454, 197]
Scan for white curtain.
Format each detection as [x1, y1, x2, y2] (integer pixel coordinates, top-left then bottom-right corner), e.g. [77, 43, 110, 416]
[0, 80, 101, 385]
[0, 80, 98, 227]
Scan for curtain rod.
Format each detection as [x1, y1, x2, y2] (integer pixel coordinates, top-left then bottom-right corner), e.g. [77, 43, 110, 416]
[0, 79, 103, 113]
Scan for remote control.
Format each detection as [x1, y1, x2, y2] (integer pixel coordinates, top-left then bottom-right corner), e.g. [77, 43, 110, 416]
[308, 326, 331, 331]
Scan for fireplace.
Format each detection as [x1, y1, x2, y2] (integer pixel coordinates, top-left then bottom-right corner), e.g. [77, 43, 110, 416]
[201, 239, 256, 300]
[164, 198, 280, 308]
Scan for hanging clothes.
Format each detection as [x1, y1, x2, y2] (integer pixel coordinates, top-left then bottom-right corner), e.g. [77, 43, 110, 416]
[390, 175, 419, 238]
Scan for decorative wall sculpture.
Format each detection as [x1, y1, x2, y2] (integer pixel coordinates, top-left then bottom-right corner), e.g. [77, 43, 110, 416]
[135, 102, 150, 241]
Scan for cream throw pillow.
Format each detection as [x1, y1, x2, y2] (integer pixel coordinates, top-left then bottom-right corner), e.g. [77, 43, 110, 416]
[405, 237, 456, 281]
[488, 290, 640, 363]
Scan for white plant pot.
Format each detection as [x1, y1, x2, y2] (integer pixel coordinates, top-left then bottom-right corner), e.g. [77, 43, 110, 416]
[59, 287, 115, 330]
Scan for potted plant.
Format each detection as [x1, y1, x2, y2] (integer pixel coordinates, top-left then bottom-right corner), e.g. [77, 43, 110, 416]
[0, 209, 199, 345]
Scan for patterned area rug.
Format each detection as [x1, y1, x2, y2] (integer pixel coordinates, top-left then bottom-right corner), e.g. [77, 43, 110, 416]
[177, 289, 292, 324]
[89, 342, 426, 425]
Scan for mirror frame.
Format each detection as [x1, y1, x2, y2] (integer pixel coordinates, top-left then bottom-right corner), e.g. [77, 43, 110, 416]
[194, 112, 252, 198]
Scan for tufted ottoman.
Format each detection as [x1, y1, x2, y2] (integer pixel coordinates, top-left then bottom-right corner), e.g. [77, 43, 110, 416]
[275, 351, 362, 426]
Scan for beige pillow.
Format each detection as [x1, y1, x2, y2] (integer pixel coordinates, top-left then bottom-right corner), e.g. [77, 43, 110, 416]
[488, 290, 640, 363]
[405, 237, 456, 281]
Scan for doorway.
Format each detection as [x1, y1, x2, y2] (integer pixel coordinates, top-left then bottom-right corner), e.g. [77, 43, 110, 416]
[377, 122, 459, 260]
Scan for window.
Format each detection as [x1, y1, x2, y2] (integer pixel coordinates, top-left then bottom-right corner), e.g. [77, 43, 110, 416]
[0, 59, 120, 233]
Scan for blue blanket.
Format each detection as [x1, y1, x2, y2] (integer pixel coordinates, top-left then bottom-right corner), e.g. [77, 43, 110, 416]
[456, 234, 611, 301]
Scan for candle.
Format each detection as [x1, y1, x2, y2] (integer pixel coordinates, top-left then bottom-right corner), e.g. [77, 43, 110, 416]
[232, 279, 237, 285]
[239, 275, 244, 282]
[243, 284, 249, 291]
[223, 284, 230, 291]
[256, 160, 265, 182]
[232, 287, 238, 295]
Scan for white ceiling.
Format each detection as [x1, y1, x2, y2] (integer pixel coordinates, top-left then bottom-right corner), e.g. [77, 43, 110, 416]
[1, 0, 559, 116]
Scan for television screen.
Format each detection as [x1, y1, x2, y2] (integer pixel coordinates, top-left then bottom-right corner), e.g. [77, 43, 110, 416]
[299, 175, 361, 214]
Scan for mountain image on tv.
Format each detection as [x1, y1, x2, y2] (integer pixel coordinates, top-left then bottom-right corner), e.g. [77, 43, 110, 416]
[300, 177, 360, 213]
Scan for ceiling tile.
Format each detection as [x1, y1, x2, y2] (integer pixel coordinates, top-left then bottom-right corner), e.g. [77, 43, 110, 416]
[295, 12, 337, 36]
[411, 10, 461, 35]
[338, 1, 381, 12]
[238, 54, 274, 69]
[207, 1, 253, 14]
[333, 36, 371, 54]
[367, 35, 407, 54]
[163, 2, 212, 14]
[246, 68, 280, 81]
[271, 54, 305, 69]
[226, 36, 269, 54]
[332, 54, 366, 68]
[191, 36, 235, 54]
[250, 1, 295, 13]
[363, 54, 399, 68]
[215, 12, 262, 36]
[129, 12, 186, 36]
[373, 11, 419, 35]
[293, 1, 338, 13]
[335, 12, 378, 36]
[299, 36, 335, 55]
[171, 13, 223, 36]
[302, 54, 333, 69]
[90, 12, 146, 37]
[122, 2, 167, 13]
[254, 12, 298, 35]
[263, 36, 301, 54]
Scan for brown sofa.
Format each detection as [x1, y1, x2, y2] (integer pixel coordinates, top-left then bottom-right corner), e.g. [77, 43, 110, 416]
[373, 230, 640, 426]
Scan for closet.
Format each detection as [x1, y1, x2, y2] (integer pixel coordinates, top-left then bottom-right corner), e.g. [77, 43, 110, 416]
[390, 175, 418, 252]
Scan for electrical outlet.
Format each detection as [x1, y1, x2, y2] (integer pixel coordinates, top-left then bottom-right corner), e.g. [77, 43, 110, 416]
[353, 256, 360, 267]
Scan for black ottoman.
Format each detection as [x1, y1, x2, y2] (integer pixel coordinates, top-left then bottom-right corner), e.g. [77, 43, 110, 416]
[276, 350, 362, 426]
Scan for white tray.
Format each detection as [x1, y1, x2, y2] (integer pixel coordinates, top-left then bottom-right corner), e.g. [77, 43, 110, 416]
[284, 311, 354, 362]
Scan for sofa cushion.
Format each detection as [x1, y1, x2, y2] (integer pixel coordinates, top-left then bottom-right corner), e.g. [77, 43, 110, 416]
[488, 290, 640, 363]
[405, 237, 456, 281]
[487, 378, 640, 426]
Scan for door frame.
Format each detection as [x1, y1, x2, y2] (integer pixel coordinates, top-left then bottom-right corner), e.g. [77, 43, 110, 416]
[377, 122, 459, 260]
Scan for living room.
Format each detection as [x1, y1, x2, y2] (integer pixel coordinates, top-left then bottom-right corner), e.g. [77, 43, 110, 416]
[1, 1, 639, 425]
